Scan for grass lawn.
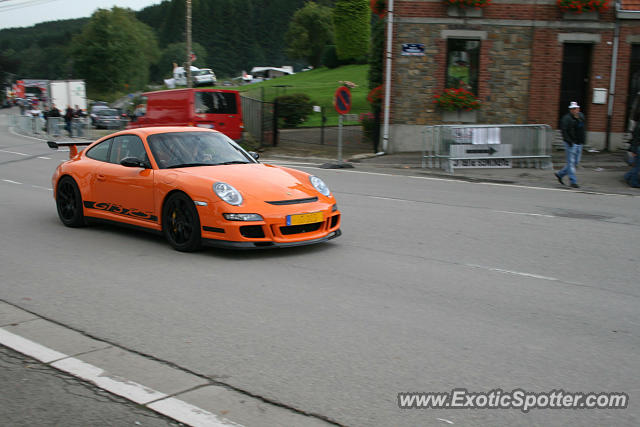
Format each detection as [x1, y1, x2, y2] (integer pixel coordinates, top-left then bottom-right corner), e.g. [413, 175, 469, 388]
[236, 64, 372, 127]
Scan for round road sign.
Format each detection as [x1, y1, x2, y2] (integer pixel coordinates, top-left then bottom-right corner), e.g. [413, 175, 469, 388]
[334, 86, 352, 114]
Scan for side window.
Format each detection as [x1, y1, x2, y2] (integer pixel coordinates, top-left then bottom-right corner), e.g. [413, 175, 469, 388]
[446, 39, 480, 95]
[86, 138, 112, 162]
[195, 91, 238, 114]
[109, 135, 148, 164]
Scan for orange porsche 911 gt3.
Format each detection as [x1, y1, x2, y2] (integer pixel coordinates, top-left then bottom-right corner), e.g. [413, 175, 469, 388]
[49, 127, 341, 251]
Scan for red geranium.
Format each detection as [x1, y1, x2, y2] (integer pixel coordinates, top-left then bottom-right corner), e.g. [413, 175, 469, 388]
[445, 0, 492, 8]
[557, 0, 609, 13]
[434, 88, 481, 111]
[370, 0, 386, 17]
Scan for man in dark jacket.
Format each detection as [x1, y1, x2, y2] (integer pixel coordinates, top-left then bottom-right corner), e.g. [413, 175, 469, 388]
[555, 101, 586, 188]
[624, 121, 640, 188]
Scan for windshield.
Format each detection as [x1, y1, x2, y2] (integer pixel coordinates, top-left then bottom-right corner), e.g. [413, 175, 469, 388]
[97, 109, 118, 116]
[147, 131, 255, 169]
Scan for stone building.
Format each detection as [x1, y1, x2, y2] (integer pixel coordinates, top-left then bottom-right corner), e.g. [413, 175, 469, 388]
[383, 0, 640, 152]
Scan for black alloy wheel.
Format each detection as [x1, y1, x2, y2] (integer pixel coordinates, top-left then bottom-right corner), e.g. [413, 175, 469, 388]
[162, 192, 202, 252]
[56, 176, 86, 227]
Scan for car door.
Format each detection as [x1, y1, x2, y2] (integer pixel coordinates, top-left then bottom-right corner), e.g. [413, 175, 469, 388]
[92, 134, 157, 224]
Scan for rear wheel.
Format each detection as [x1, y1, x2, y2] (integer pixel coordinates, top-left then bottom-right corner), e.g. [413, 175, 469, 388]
[56, 176, 85, 227]
[162, 192, 202, 252]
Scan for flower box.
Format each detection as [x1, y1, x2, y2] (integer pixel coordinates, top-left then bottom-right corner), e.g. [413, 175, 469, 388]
[557, 0, 609, 14]
[448, 6, 483, 17]
[442, 110, 477, 123]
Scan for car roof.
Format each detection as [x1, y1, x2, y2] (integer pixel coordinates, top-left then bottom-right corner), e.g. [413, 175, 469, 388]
[110, 126, 222, 139]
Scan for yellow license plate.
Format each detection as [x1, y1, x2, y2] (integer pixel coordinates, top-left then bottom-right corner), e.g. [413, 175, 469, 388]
[287, 212, 324, 226]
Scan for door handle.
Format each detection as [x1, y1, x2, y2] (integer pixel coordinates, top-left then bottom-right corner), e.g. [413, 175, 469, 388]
[97, 174, 106, 181]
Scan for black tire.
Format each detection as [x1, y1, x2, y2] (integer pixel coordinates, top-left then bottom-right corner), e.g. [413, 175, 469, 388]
[56, 176, 86, 227]
[162, 192, 202, 252]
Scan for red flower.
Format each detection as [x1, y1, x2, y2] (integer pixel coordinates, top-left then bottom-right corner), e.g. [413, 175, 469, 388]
[445, 0, 492, 8]
[557, 0, 609, 13]
[434, 88, 481, 111]
[370, 0, 386, 17]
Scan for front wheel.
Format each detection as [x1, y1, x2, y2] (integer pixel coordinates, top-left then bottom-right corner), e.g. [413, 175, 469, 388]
[162, 192, 202, 252]
[56, 176, 86, 227]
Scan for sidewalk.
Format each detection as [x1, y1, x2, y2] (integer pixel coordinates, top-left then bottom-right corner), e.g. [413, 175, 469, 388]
[259, 142, 639, 196]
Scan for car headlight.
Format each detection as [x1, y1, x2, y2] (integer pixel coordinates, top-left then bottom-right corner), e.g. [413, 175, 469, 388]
[223, 213, 263, 221]
[214, 182, 243, 206]
[310, 176, 330, 197]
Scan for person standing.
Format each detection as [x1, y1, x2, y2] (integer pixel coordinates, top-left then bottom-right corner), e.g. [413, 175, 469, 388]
[624, 121, 640, 188]
[555, 101, 586, 188]
[64, 105, 74, 137]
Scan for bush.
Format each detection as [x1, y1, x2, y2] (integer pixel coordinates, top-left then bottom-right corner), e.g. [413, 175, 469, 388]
[274, 93, 314, 128]
[359, 112, 376, 141]
[323, 45, 342, 69]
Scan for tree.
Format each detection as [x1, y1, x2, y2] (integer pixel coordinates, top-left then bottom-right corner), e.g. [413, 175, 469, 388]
[333, 0, 370, 62]
[285, 2, 334, 68]
[156, 42, 208, 79]
[71, 7, 159, 95]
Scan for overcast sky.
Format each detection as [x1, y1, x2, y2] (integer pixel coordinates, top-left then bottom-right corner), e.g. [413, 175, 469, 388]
[0, 0, 162, 30]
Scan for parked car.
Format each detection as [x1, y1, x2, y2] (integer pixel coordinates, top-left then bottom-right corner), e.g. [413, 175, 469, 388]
[89, 104, 110, 126]
[93, 108, 125, 129]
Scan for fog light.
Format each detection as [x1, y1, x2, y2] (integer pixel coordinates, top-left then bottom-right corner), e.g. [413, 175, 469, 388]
[223, 213, 263, 221]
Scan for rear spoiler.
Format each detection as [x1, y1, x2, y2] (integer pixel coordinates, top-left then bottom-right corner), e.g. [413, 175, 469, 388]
[47, 141, 92, 159]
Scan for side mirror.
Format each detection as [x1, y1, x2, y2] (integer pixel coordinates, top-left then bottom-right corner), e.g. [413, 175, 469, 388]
[120, 157, 146, 168]
[249, 151, 260, 160]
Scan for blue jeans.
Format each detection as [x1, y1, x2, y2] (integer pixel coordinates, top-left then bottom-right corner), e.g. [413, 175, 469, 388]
[575, 144, 583, 166]
[624, 152, 639, 188]
[557, 142, 581, 184]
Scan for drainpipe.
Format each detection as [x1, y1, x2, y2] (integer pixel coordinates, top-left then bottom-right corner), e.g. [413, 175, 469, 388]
[381, 0, 394, 153]
[605, 1, 621, 152]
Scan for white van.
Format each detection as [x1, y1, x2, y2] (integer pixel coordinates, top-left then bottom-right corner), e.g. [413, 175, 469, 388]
[172, 66, 217, 87]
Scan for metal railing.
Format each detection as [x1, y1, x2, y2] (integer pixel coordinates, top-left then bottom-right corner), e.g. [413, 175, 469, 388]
[9, 114, 128, 140]
[421, 124, 553, 173]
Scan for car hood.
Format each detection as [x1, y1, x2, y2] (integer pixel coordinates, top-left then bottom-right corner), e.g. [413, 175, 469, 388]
[175, 163, 322, 202]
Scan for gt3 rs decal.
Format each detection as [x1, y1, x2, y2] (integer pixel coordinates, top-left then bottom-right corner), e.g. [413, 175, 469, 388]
[83, 201, 158, 222]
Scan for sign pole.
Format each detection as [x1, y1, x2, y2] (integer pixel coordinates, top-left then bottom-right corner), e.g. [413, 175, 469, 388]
[321, 86, 354, 169]
[338, 114, 343, 163]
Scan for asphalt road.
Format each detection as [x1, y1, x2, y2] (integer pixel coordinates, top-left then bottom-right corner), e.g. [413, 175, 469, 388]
[1, 109, 638, 426]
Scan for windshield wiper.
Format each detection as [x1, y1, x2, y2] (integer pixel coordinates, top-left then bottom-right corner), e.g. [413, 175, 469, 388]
[214, 161, 250, 165]
[166, 163, 212, 169]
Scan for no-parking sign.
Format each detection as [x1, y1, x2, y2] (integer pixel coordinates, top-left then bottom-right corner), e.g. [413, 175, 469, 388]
[334, 86, 352, 114]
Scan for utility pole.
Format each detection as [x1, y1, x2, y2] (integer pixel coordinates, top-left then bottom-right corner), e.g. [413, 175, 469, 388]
[186, 0, 192, 88]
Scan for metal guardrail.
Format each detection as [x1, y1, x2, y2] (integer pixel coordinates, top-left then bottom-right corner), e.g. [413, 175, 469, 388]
[421, 124, 553, 173]
[9, 115, 128, 140]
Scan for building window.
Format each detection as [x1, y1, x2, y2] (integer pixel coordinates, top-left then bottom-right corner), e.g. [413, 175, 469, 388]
[626, 45, 640, 131]
[446, 39, 480, 95]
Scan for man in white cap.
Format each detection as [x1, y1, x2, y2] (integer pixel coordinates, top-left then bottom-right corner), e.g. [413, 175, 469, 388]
[555, 101, 586, 188]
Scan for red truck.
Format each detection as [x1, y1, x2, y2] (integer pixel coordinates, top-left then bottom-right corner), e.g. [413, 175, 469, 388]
[127, 88, 244, 141]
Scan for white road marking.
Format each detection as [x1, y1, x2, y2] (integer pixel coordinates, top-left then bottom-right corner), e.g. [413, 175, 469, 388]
[493, 210, 556, 218]
[0, 149, 29, 156]
[37, 156, 52, 160]
[292, 166, 633, 197]
[465, 264, 560, 282]
[2, 179, 22, 185]
[149, 398, 244, 427]
[0, 327, 247, 427]
[52, 357, 169, 405]
[437, 418, 455, 425]
[0, 328, 68, 363]
[31, 185, 53, 191]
